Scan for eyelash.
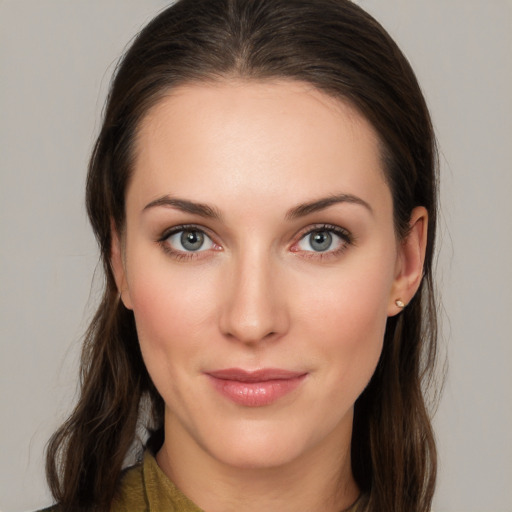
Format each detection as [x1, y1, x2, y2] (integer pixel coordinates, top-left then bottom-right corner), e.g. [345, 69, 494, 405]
[291, 224, 354, 260]
[157, 224, 219, 261]
[157, 223, 354, 261]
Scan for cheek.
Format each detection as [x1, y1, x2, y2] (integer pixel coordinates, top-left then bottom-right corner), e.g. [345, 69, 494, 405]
[126, 259, 217, 377]
[294, 256, 394, 393]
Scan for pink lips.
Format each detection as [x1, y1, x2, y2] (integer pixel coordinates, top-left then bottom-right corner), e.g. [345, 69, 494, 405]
[206, 368, 307, 407]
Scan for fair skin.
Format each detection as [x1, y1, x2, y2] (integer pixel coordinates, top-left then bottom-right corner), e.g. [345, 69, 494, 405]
[112, 80, 427, 512]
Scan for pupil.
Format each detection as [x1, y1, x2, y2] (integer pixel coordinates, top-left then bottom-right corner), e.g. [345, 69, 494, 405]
[311, 231, 332, 251]
[181, 230, 204, 251]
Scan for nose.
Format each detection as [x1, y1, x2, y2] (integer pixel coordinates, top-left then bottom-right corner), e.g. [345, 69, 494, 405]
[219, 251, 289, 345]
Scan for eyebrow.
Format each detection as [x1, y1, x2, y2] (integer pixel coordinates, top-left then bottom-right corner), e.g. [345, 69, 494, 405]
[285, 193, 373, 219]
[143, 192, 372, 220]
[143, 196, 222, 219]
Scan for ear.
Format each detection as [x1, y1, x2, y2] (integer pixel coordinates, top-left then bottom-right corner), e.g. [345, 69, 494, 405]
[110, 221, 133, 310]
[388, 206, 428, 316]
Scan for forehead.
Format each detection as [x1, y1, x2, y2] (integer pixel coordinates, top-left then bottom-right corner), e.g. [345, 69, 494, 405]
[129, 79, 390, 215]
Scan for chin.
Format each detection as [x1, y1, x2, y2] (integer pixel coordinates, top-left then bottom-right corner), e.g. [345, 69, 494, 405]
[211, 438, 308, 470]
[199, 414, 350, 472]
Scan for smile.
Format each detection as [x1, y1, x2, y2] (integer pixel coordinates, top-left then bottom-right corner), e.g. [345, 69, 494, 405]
[205, 368, 308, 407]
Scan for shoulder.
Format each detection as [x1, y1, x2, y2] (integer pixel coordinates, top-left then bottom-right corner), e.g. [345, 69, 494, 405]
[37, 452, 202, 512]
[34, 464, 146, 512]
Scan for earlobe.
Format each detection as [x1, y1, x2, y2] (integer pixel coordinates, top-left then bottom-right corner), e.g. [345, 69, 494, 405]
[388, 206, 428, 316]
[110, 221, 133, 310]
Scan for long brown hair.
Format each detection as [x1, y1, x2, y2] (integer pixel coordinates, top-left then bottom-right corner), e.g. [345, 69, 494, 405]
[46, 1, 440, 510]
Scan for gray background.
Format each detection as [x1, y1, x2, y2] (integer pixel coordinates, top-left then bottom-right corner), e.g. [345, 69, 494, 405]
[1, 1, 511, 511]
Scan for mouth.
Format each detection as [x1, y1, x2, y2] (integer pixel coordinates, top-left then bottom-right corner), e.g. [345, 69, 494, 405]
[205, 368, 307, 407]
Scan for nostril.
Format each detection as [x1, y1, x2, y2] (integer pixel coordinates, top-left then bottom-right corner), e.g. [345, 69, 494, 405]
[220, 309, 286, 345]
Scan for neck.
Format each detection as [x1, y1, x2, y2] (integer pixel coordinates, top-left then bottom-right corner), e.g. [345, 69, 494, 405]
[157, 415, 359, 512]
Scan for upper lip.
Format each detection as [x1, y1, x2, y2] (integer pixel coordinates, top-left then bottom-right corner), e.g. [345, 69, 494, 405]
[206, 368, 307, 382]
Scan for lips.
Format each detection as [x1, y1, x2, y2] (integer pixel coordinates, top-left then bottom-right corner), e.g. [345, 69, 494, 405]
[205, 368, 307, 407]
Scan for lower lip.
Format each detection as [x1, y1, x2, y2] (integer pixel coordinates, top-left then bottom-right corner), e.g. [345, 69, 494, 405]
[207, 375, 306, 407]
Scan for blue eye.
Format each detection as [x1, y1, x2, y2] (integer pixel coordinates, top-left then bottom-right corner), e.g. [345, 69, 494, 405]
[166, 228, 214, 252]
[297, 227, 349, 253]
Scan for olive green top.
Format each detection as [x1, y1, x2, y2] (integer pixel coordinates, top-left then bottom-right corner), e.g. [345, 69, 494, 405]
[111, 451, 367, 512]
[41, 451, 367, 511]
[111, 452, 203, 512]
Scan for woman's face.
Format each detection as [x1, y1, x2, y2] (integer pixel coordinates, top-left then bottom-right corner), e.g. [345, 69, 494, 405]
[113, 80, 418, 471]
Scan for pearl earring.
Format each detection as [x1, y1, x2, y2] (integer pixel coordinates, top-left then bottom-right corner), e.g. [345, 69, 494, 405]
[395, 299, 405, 308]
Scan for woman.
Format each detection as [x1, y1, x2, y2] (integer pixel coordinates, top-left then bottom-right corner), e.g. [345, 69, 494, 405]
[45, 0, 440, 511]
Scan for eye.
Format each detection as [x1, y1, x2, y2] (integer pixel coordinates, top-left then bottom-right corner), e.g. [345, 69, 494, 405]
[295, 226, 352, 254]
[164, 227, 215, 253]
